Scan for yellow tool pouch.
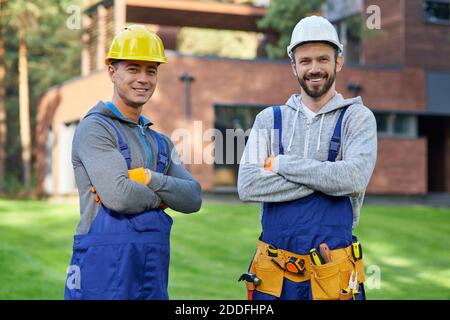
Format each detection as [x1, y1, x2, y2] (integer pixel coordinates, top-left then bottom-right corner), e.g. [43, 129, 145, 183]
[309, 246, 365, 300]
[249, 241, 310, 298]
[249, 249, 284, 297]
[248, 240, 365, 300]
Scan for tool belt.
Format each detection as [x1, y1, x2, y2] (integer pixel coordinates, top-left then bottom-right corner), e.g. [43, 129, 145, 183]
[248, 240, 365, 300]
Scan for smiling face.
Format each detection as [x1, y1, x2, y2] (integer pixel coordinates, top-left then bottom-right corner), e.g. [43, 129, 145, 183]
[108, 60, 158, 108]
[291, 42, 344, 100]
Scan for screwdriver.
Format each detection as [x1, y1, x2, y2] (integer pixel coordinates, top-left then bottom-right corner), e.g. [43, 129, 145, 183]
[319, 243, 332, 263]
[310, 248, 323, 266]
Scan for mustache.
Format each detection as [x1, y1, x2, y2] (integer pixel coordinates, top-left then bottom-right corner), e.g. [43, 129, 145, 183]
[304, 72, 328, 80]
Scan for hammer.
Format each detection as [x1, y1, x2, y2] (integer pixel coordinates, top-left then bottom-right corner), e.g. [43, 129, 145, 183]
[238, 272, 261, 288]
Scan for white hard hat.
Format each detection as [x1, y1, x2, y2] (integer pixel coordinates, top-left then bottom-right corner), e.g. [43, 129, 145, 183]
[287, 15, 343, 59]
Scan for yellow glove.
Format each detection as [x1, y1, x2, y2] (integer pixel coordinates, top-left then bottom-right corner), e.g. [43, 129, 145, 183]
[160, 202, 169, 210]
[264, 156, 275, 171]
[91, 186, 102, 205]
[128, 167, 151, 185]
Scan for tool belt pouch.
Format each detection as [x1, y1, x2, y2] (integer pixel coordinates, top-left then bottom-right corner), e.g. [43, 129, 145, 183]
[249, 250, 284, 297]
[310, 256, 365, 300]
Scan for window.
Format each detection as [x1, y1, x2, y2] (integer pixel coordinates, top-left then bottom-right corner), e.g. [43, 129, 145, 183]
[394, 114, 417, 136]
[333, 14, 363, 65]
[325, 0, 364, 64]
[374, 113, 418, 137]
[214, 105, 265, 188]
[44, 126, 55, 194]
[424, 0, 450, 24]
[374, 113, 390, 134]
[59, 122, 79, 194]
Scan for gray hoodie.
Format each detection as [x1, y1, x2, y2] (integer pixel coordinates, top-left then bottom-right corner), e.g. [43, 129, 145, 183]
[238, 92, 377, 228]
[72, 101, 202, 235]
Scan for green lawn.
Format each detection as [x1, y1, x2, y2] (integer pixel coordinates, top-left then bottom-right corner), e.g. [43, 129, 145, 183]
[0, 199, 449, 299]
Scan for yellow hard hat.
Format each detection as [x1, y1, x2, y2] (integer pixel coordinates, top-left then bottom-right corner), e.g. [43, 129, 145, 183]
[105, 25, 167, 65]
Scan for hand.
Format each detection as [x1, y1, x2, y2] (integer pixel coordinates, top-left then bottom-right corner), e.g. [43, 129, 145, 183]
[264, 156, 275, 171]
[159, 202, 169, 210]
[91, 186, 103, 206]
[128, 167, 151, 184]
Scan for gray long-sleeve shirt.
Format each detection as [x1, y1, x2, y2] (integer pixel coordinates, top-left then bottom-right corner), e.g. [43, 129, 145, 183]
[238, 93, 377, 228]
[72, 101, 202, 234]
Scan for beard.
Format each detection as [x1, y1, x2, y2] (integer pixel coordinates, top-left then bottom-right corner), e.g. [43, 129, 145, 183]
[297, 67, 336, 99]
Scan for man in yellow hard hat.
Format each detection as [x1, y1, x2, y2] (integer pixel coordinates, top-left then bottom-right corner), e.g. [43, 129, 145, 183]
[64, 25, 202, 300]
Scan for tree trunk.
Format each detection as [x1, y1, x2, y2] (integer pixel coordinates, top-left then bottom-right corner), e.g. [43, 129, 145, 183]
[0, 0, 6, 193]
[18, 28, 31, 195]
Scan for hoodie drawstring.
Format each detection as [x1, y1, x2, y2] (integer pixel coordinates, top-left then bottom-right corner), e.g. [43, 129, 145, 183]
[287, 106, 300, 152]
[317, 114, 324, 151]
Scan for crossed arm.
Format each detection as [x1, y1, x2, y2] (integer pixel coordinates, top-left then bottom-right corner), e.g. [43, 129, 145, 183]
[74, 118, 201, 214]
[238, 108, 377, 201]
[271, 109, 377, 197]
[237, 111, 315, 203]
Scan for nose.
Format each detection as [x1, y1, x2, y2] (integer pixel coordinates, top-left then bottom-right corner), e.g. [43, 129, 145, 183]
[136, 69, 149, 84]
[309, 60, 321, 74]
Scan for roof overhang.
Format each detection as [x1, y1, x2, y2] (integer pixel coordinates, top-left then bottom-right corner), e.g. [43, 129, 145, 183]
[125, 0, 267, 32]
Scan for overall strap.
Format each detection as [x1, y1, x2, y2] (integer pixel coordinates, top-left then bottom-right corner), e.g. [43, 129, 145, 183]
[150, 129, 169, 174]
[88, 113, 132, 169]
[272, 106, 284, 155]
[327, 106, 349, 162]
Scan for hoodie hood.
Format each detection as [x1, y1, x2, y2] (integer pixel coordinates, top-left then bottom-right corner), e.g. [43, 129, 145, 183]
[85, 101, 153, 128]
[284, 93, 363, 152]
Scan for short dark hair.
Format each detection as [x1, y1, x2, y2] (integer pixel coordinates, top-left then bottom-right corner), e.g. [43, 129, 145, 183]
[108, 59, 161, 69]
[109, 59, 121, 69]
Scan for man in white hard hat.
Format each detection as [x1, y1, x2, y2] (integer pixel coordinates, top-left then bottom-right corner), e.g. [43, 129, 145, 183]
[238, 16, 377, 300]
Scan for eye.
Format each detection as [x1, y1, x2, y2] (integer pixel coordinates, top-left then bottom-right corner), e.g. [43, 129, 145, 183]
[127, 67, 138, 73]
[147, 69, 157, 75]
[320, 57, 329, 62]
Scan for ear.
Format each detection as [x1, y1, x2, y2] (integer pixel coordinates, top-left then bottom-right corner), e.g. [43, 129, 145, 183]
[291, 60, 298, 77]
[107, 65, 117, 82]
[336, 56, 345, 73]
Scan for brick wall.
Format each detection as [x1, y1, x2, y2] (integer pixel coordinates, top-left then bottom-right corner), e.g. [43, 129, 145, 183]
[367, 137, 427, 194]
[361, 0, 450, 71]
[36, 55, 428, 195]
[337, 66, 426, 111]
[362, 0, 405, 66]
[405, 0, 450, 71]
[140, 55, 298, 191]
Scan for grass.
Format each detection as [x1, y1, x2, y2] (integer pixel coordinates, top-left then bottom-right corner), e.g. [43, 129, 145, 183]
[0, 199, 449, 300]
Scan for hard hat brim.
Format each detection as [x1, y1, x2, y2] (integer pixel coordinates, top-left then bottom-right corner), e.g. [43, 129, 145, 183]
[287, 40, 343, 59]
[105, 56, 168, 66]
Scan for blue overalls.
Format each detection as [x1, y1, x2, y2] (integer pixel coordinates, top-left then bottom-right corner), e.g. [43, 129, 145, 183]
[64, 113, 172, 300]
[252, 106, 365, 300]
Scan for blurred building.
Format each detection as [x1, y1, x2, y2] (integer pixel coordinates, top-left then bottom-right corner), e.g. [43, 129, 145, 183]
[35, 0, 450, 198]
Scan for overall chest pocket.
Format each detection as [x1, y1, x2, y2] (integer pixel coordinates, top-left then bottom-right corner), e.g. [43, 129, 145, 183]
[127, 209, 173, 233]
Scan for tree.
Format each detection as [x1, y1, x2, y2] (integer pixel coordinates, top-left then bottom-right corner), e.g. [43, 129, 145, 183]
[5, 1, 44, 195]
[2, 0, 81, 196]
[257, 0, 325, 59]
[0, 0, 6, 193]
